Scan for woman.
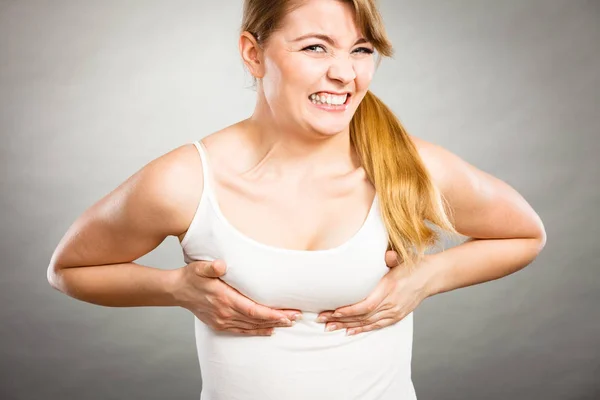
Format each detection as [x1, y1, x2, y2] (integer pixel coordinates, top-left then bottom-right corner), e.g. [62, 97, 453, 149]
[47, 0, 547, 399]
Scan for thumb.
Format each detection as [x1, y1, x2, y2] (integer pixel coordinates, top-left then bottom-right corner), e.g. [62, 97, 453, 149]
[194, 259, 227, 278]
[385, 250, 401, 268]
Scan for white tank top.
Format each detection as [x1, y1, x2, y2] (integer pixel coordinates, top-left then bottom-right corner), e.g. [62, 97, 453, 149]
[180, 140, 417, 400]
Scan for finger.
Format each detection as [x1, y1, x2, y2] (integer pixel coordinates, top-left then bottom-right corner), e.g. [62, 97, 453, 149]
[230, 306, 296, 325]
[225, 327, 275, 336]
[221, 284, 297, 325]
[327, 293, 386, 322]
[194, 259, 227, 278]
[385, 251, 400, 268]
[278, 309, 304, 321]
[316, 311, 334, 322]
[318, 306, 375, 323]
[345, 317, 398, 336]
[325, 309, 391, 331]
[228, 316, 295, 330]
[234, 310, 303, 326]
[320, 308, 372, 323]
[230, 292, 292, 323]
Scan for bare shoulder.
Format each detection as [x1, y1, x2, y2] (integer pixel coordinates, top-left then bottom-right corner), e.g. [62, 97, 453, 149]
[408, 133, 497, 201]
[407, 134, 546, 241]
[199, 122, 253, 168]
[407, 134, 457, 195]
[50, 141, 205, 269]
[408, 133, 491, 207]
[132, 142, 206, 238]
[103, 141, 206, 239]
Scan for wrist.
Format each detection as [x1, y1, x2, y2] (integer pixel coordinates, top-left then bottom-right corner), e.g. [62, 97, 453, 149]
[164, 268, 186, 307]
[415, 254, 444, 299]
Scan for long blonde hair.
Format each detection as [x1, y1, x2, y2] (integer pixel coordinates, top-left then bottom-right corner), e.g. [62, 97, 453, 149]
[241, 0, 458, 268]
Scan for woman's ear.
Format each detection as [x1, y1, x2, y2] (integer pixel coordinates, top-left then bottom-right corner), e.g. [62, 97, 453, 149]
[239, 31, 265, 79]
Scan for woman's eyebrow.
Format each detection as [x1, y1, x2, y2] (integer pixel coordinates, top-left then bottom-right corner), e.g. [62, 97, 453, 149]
[291, 33, 369, 46]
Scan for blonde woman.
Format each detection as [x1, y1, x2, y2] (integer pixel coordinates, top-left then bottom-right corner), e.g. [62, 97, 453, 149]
[47, 0, 546, 399]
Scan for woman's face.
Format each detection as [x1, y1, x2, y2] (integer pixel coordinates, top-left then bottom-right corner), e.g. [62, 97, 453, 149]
[258, 0, 376, 136]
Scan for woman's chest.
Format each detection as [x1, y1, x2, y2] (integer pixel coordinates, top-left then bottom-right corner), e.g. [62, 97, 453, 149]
[203, 212, 391, 312]
[212, 169, 377, 253]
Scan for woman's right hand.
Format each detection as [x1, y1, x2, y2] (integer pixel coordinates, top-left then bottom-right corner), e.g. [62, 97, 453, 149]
[171, 259, 302, 336]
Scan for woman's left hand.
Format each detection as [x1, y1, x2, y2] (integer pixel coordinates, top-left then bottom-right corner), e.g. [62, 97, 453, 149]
[316, 251, 435, 336]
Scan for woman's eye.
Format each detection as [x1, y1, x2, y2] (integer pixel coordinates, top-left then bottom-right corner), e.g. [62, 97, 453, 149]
[303, 44, 326, 53]
[302, 45, 374, 55]
[354, 47, 374, 54]
[302, 44, 374, 54]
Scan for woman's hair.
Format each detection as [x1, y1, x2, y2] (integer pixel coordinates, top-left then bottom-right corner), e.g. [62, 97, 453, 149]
[241, 0, 458, 269]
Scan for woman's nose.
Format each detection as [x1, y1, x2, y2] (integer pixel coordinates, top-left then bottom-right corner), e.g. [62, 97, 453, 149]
[327, 56, 356, 84]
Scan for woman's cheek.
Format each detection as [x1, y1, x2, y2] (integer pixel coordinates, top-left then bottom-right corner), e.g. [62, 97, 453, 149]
[290, 59, 325, 82]
[354, 62, 375, 87]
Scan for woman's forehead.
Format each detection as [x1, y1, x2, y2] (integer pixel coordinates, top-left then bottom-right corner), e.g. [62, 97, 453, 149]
[279, 5, 363, 43]
[280, 0, 361, 36]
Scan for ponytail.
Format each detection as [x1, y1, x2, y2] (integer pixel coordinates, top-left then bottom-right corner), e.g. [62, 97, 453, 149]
[350, 90, 458, 269]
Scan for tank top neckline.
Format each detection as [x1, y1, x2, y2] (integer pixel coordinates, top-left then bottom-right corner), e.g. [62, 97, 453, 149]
[195, 140, 378, 255]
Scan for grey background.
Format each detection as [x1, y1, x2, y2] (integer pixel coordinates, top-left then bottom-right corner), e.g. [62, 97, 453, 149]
[1, 0, 598, 399]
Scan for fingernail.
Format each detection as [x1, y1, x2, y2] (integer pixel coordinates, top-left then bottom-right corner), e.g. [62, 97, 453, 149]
[316, 316, 327, 323]
[325, 324, 337, 332]
[291, 313, 302, 321]
[279, 318, 291, 324]
[346, 329, 355, 336]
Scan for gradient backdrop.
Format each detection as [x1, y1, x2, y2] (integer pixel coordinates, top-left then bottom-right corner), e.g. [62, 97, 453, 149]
[1, 1, 598, 399]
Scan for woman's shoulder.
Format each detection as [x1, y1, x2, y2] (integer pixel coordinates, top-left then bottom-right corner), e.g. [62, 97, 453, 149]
[408, 134, 443, 172]
[408, 134, 458, 197]
[50, 141, 210, 269]
[408, 133, 492, 208]
[198, 123, 251, 167]
[128, 141, 209, 241]
[169, 128, 241, 241]
[106, 130, 236, 244]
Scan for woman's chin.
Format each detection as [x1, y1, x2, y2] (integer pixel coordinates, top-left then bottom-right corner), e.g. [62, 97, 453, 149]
[308, 122, 349, 137]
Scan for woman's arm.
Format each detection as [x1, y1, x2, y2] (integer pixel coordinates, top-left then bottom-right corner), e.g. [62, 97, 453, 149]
[411, 137, 547, 297]
[47, 144, 202, 307]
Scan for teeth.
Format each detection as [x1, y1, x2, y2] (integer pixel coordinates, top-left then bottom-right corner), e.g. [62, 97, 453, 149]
[310, 93, 347, 105]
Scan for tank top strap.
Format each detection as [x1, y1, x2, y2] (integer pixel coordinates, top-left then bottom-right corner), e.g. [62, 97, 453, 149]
[179, 140, 218, 253]
[192, 140, 214, 194]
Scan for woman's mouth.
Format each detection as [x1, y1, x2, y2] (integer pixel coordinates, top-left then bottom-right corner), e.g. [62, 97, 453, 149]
[308, 92, 351, 112]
